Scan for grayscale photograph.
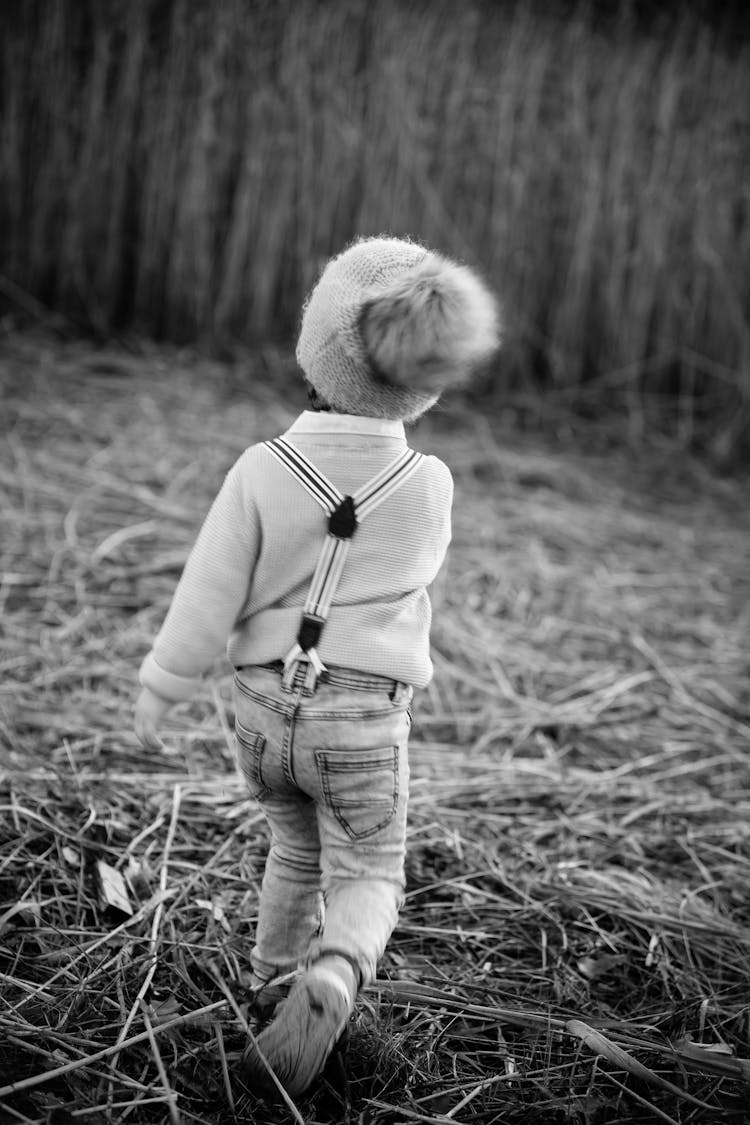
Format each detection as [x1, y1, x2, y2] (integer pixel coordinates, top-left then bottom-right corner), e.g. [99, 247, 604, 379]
[1, 2, 749, 1122]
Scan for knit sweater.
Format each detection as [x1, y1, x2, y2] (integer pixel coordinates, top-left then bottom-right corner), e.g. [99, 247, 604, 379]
[139, 412, 453, 700]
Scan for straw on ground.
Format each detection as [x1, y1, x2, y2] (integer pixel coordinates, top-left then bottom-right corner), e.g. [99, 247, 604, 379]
[1, 333, 749, 1123]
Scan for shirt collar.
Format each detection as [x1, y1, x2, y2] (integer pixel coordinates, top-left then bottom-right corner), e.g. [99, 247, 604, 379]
[287, 411, 406, 439]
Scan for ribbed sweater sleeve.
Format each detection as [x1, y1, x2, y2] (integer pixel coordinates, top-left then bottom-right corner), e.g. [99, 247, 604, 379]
[139, 454, 260, 701]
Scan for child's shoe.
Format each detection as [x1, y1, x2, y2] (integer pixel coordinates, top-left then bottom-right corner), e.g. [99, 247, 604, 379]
[241, 957, 357, 1097]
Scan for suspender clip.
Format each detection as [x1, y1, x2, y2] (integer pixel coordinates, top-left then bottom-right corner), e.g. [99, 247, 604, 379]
[282, 641, 327, 688]
[297, 613, 325, 653]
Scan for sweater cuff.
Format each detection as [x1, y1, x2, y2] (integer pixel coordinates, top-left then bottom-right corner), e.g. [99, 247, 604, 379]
[139, 652, 202, 703]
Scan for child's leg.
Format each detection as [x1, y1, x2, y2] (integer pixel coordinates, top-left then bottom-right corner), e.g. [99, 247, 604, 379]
[250, 795, 323, 988]
[310, 739, 409, 987]
[234, 666, 324, 988]
[242, 686, 411, 1094]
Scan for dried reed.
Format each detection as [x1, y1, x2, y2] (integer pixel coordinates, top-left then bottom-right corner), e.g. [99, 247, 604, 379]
[1, 2, 749, 457]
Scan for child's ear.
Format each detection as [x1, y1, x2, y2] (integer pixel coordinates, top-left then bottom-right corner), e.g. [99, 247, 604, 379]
[358, 255, 501, 394]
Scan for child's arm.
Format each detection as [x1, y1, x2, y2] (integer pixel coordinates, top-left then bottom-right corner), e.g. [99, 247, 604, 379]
[134, 453, 260, 747]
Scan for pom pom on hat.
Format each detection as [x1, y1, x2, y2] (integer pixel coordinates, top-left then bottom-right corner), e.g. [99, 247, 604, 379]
[359, 253, 500, 395]
[297, 237, 501, 421]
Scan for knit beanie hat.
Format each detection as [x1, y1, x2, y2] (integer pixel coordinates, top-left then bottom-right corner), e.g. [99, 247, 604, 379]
[296, 236, 501, 421]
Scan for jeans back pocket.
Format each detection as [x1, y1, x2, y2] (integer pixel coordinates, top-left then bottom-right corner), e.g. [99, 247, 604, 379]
[236, 721, 270, 801]
[315, 746, 399, 841]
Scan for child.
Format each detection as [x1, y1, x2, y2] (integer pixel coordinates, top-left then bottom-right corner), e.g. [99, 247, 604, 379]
[134, 236, 500, 1096]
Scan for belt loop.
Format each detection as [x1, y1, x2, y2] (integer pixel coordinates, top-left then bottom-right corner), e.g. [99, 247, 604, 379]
[281, 659, 299, 691]
[281, 655, 323, 695]
[390, 681, 412, 704]
[303, 661, 318, 694]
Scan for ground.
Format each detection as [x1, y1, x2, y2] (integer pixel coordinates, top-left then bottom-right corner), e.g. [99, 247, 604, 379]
[1, 332, 749, 1124]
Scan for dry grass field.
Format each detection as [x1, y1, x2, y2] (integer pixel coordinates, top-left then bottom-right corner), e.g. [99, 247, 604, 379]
[1, 331, 749, 1123]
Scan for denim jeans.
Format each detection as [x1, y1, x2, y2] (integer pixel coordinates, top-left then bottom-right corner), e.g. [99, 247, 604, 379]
[233, 662, 412, 988]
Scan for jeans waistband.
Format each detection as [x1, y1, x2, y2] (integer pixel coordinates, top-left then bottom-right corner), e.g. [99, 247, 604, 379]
[240, 661, 411, 698]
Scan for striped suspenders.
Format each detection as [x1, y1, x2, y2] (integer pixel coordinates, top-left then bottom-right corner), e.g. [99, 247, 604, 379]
[263, 436, 425, 684]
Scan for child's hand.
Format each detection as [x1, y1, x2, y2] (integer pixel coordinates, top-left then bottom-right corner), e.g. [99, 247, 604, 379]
[134, 687, 171, 750]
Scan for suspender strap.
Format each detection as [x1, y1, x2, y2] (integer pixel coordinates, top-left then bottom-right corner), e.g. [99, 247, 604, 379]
[263, 437, 342, 512]
[264, 437, 424, 681]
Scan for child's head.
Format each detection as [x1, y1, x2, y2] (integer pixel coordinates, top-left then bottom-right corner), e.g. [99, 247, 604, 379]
[296, 236, 501, 421]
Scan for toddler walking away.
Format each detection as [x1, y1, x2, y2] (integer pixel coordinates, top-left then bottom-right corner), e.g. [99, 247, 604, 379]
[134, 236, 500, 1096]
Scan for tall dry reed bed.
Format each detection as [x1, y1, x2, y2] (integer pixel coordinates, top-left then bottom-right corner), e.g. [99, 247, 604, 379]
[1, 332, 749, 1122]
[1, 1, 749, 458]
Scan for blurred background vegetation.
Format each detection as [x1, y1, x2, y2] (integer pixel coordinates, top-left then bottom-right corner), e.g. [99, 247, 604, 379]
[1, 0, 749, 460]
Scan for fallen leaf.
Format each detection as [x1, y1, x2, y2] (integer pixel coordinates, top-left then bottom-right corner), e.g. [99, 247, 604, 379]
[578, 953, 627, 980]
[150, 995, 182, 1023]
[195, 898, 231, 933]
[96, 860, 133, 916]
